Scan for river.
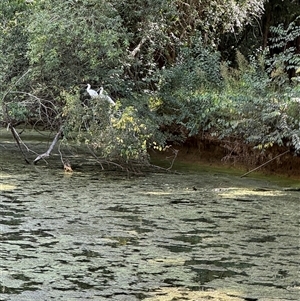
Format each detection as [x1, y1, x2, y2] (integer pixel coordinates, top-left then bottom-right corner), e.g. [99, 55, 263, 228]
[0, 134, 299, 301]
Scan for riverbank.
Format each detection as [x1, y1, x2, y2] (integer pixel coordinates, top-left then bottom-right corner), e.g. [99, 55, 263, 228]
[1, 128, 300, 182]
[150, 136, 300, 181]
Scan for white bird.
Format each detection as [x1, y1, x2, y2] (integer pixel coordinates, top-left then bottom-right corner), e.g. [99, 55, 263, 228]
[98, 87, 116, 106]
[86, 84, 99, 98]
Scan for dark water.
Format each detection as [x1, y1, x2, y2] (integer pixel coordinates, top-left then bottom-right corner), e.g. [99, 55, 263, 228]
[0, 141, 300, 300]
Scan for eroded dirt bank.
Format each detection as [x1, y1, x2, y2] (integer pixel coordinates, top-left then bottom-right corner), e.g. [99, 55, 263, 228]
[154, 136, 300, 179]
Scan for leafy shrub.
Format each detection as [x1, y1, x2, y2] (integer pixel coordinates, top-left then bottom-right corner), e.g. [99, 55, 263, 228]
[155, 38, 224, 141]
[266, 17, 300, 86]
[220, 51, 300, 154]
[62, 90, 165, 165]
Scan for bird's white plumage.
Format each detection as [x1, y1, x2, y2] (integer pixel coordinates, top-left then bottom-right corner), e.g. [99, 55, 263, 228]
[98, 86, 116, 106]
[86, 84, 115, 106]
[86, 84, 99, 98]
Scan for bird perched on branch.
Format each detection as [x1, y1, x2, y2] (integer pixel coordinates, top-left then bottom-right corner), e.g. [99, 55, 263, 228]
[86, 84, 116, 106]
[98, 87, 116, 106]
[86, 84, 99, 98]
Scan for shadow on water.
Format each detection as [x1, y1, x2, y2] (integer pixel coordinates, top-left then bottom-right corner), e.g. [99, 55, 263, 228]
[0, 137, 300, 300]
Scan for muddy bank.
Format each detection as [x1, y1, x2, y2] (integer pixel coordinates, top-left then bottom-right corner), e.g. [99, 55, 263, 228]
[1, 128, 299, 178]
[155, 136, 300, 178]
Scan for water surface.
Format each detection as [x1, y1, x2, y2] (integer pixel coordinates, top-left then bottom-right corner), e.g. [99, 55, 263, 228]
[0, 138, 299, 301]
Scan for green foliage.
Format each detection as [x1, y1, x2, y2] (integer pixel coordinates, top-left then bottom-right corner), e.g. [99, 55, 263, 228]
[165, 0, 265, 46]
[155, 38, 224, 141]
[266, 17, 300, 86]
[220, 51, 300, 154]
[0, 0, 31, 86]
[26, 0, 128, 93]
[157, 41, 300, 155]
[5, 101, 29, 123]
[62, 91, 164, 163]
[221, 51, 271, 96]
[1, 0, 299, 168]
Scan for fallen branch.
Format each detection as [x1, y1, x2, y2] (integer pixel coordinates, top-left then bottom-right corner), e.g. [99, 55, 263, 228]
[33, 128, 63, 164]
[86, 144, 127, 171]
[8, 124, 32, 164]
[240, 150, 290, 178]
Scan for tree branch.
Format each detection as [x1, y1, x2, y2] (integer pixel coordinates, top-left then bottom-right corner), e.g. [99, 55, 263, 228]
[8, 124, 31, 164]
[129, 37, 146, 58]
[33, 127, 63, 164]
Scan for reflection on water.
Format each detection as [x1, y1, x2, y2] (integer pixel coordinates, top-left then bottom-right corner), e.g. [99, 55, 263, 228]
[0, 147, 300, 301]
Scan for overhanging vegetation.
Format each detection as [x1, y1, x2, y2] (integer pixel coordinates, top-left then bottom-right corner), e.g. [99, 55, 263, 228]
[1, 0, 299, 170]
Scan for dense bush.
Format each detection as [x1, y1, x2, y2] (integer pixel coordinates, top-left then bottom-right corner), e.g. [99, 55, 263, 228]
[1, 0, 299, 168]
[62, 90, 164, 164]
[218, 51, 300, 154]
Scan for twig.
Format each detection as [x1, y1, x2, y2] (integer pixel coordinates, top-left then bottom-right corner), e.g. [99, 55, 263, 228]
[86, 145, 104, 170]
[86, 145, 127, 171]
[149, 164, 181, 174]
[240, 150, 290, 178]
[58, 140, 65, 165]
[58, 142, 73, 172]
[166, 147, 179, 170]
